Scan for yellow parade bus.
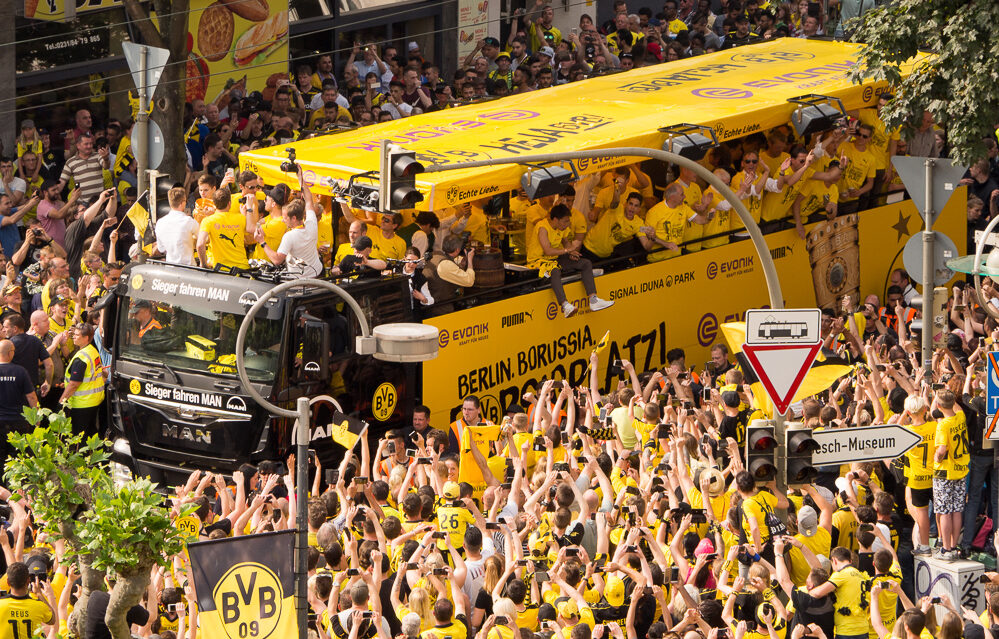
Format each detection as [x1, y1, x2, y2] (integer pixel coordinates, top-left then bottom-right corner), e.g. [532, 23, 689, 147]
[108, 38, 964, 481]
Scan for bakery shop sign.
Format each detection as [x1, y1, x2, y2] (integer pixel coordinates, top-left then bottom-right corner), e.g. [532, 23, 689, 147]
[186, 0, 289, 104]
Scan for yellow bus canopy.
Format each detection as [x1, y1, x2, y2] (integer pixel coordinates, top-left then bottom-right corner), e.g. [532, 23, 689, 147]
[239, 38, 919, 211]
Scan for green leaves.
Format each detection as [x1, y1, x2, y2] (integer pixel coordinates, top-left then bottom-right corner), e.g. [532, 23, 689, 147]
[849, 0, 999, 165]
[6, 409, 183, 574]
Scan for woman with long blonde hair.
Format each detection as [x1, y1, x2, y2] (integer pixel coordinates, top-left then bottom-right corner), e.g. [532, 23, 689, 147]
[472, 555, 505, 628]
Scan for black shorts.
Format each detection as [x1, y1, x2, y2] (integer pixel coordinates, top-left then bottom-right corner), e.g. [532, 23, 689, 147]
[909, 486, 932, 508]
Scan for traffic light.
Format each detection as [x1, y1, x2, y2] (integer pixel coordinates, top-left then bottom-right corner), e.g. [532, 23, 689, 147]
[784, 424, 819, 485]
[745, 420, 776, 482]
[379, 143, 424, 211]
[910, 286, 947, 350]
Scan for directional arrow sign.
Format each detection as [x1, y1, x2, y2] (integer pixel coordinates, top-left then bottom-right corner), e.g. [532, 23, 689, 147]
[742, 309, 822, 415]
[812, 425, 921, 465]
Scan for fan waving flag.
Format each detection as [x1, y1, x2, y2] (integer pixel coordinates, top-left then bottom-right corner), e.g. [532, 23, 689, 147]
[126, 191, 157, 255]
[188, 530, 298, 639]
[325, 411, 368, 449]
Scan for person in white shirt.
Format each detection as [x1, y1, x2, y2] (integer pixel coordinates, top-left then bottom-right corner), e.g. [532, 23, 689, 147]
[255, 167, 321, 278]
[154, 187, 200, 265]
[0, 158, 27, 208]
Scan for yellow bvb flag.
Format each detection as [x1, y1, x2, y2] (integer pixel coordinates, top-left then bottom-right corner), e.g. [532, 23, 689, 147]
[125, 191, 157, 255]
[327, 410, 368, 450]
[188, 530, 298, 639]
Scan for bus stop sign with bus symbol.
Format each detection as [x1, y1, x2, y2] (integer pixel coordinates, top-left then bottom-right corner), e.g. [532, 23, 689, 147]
[742, 309, 822, 416]
[986, 351, 999, 440]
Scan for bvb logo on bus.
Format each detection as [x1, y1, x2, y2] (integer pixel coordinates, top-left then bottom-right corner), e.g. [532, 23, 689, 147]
[372, 383, 397, 421]
[213, 562, 283, 639]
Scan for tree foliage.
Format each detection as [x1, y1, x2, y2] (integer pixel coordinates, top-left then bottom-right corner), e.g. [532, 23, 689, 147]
[5, 409, 189, 639]
[848, 0, 999, 166]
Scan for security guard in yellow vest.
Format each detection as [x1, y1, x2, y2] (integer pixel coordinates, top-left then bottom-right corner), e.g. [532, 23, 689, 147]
[59, 323, 104, 439]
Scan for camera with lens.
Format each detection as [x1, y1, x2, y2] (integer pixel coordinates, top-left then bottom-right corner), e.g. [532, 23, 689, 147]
[280, 147, 299, 172]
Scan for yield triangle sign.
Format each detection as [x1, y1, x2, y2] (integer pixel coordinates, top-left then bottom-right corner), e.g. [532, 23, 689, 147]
[742, 342, 821, 416]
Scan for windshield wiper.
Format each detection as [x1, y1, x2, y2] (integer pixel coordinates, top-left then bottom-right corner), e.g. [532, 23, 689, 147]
[160, 361, 181, 384]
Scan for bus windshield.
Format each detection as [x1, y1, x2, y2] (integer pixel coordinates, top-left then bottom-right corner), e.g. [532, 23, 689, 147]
[117, 295, 283, 384]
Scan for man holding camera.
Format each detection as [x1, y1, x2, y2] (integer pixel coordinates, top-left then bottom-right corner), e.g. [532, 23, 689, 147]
[424, 235, 475, 315]
[255, 166, 322, 278]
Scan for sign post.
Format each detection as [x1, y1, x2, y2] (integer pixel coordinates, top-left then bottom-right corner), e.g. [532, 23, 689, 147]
[122, 42, 169, 196]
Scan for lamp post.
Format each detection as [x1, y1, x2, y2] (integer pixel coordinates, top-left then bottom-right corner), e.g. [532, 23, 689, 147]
[234, 278, 438, 639]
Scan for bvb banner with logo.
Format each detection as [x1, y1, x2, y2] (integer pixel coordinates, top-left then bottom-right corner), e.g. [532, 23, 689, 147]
[188, 530, 297, 639]
[421, 195, 966, 426]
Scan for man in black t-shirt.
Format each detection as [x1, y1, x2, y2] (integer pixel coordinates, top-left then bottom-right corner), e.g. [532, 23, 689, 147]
[719, 390, 748, 449]
[84, 589, 150, 639]
[3, 314, 51, 397]
[0, 339, 37, 476]
[960, 388, 994, 551]
[774, 537, 834, 639]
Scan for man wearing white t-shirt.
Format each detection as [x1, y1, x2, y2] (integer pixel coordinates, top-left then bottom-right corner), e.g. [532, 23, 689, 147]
[255, 167, 321, 278]
[154, 187, 200, 265]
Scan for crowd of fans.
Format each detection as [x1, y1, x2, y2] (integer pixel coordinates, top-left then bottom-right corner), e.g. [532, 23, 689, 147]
[1, 1, 998, 638]
[2, 289, 999, 639]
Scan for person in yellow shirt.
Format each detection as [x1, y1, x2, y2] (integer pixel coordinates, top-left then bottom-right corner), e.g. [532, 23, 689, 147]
[730, 151, 770, 235]
[701, 169, 734, 250]
[524, 194, 559, 248]
[557, 187, 590, 252]
[593, 165, 653, 218]
[0, 562, 56, 639]
[901, 395, 936, 556]
[669, 167, 713, 252]
[308, 86, 353, 128]
[792, 162, 843, 239]
[933, 389, 969, 561]
[759, 130, 791, 177]
[582, 193, 646, 260]
[197, 189, 252, 270]
[759, 146, 817, 232]
[855, 97, 900, 198]
[784, 505, 831, 587]
[836, 124, 877, 213]
[736, 470, 788, 560]
[252, 184, 289, 262]
[435, 482, 485, 551]
[370, 213, 407, 261]
[341, 209, 407, 262]
[530, 205, 614, 318]
[643, 184, 708, 261]
[807, 546, 870, 638]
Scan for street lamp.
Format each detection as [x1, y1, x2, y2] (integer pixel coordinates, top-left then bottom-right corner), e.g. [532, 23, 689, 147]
[234, 278, 438, 639]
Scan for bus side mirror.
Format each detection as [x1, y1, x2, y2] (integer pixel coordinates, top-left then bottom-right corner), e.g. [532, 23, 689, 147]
[297, 314, 330, 382]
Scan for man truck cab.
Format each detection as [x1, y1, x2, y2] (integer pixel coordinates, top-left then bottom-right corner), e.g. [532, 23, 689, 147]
[105, 262, 415, 484]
